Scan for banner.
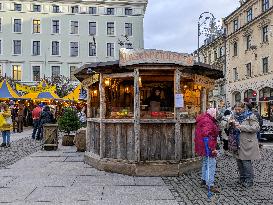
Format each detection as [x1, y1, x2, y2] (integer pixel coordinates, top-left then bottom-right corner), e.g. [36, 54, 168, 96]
[16, 83, 57, 93]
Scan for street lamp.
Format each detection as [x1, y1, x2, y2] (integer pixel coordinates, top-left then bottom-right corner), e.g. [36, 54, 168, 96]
[197, 12, 215, 63]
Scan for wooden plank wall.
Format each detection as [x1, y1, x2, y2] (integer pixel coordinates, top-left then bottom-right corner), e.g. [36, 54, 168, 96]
[104, 123, 135, 160]
[180, 123, 195, 159]
[89, 121, 100, 155]
[140, 124, 175, 161]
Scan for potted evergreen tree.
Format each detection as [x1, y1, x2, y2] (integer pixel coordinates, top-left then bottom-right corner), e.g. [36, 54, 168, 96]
[58, 107, 81, 146]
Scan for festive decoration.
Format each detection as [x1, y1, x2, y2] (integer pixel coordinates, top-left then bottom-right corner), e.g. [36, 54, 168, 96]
[58, 107, 81, 135]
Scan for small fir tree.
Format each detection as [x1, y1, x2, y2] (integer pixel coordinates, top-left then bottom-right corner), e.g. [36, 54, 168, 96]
[58, 107, 81, 135]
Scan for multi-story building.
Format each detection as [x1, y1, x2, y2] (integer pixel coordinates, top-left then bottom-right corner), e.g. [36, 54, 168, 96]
[224, 0, 273, 119]
[0, 0, 147, 83]
[198, 34, 226, 109]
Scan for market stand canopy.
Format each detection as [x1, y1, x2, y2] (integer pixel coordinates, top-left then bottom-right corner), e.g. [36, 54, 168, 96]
[16, 80, 56, 94]
[63, 84, 85, 101]
[21, 91, 60, 100]
[0, 80, 20, 99]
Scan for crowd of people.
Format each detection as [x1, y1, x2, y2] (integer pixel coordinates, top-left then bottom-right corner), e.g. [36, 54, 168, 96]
[0, 101, 87, 148]
[195, 102, 262, 193]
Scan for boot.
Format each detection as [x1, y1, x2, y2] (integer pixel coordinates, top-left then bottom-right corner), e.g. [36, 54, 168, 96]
[200, 180, 206, 187]
[0, 143, 6, 147]
[209, 186, 220, 193]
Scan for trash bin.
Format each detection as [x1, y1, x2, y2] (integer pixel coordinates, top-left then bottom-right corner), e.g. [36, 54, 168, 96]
[43, 124, 58, 151]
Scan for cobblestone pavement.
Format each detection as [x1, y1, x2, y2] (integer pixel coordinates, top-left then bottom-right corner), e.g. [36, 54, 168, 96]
[163, 148, 273, 205]
[0, 129, 42, 169]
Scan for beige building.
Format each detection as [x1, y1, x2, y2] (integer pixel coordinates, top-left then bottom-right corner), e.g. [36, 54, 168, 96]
[198, 35, 226, 108]
[224, 0, 273, 120]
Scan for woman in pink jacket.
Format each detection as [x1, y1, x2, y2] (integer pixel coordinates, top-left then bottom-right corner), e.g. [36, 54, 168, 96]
[194, 108, 220, 193]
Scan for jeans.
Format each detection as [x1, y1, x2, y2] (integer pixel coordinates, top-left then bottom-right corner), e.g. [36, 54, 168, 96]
[236, 159, 254, 184]
[201, 157, 217, 186]
[2, 131, 11, 144]
[32, 119, 40, 139]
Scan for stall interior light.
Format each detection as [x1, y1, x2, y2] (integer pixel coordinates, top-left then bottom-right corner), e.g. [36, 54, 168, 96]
[93, 90, 98, 97]
[125, 87, 130, 93]
[104, 78, 111, 87]
[139, 77, 142, 87]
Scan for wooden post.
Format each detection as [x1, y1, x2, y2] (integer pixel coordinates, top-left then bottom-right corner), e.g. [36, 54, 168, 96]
[134, 68, 141, 162]
[99, 74, 106, 158]
[174, 68, 182, 161]
[201, 87, 207, 113]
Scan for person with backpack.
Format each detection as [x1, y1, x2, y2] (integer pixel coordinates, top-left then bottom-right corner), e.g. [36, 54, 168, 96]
[195, 108, 220, 193]
[232, 102, 261, 188]
[36, 105, 54, 140]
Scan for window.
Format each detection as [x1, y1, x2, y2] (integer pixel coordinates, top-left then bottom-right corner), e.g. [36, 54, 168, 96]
[32, 41, 40, 56]
[233, 42, 238, 56]
[0, 18, 2, 32]
[262, 0, 270, 12]
[52, 66, 60, 78]
[214, 49, 217, 60]
[89, 7, 97, 14]
[70, 66, 77, 80]
[107, 22, 114, 35]
[13, 40, 21, 55]
[262, 25, 268, 42]
[89, 42, 96, 56]
[0, 65, 2, 76]
[33, 5, 41, 12]
[32, 66, 40, 81]
[262, 57, 269, 73]
[52, 41, 59, 55]
[52, 20, 59, 34]
[0, 3, 2, 11]
[125, 23, 132, 36]
[233, 18, 239, 32]
[125, 43, 133, 49]
[70, 21, 79, 34]
[70, 42, 79, 57]
[208, 51, 211, 64]
[246, 63, 252, 77]
[246, 8, 253, 22]
[33, 19, 40, 33]
[71, 6, 79, 13]
[14, 3, 22, 11]
[0, 40, 2, 54]
[246, 35, 251, 50]
[89, 22, 96, 35]
[107, 43, 114, 57]
[13, 19, 22, 32]
[53, 5, 60, 13]
[233, 67, 238, 81]
[125, 8, 133, 15]
[106, 8, 115, 15]
[219, 47, 225, 57]
[12, 65, 22, 81]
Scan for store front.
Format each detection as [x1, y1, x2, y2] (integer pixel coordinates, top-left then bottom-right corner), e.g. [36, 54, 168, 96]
[75, 49, 223, 176]
[259, 87, 273, 120]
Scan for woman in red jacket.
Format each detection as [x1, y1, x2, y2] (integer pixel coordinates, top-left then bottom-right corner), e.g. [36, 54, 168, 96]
[194, 108, 220, 193]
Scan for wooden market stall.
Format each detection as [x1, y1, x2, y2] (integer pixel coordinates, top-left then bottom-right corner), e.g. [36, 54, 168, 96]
[75, 49, 223, 176]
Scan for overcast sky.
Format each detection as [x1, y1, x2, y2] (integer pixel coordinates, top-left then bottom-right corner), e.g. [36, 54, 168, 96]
[144, 0, 240, 53]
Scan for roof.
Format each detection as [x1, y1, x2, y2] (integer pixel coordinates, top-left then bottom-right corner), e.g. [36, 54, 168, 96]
[75, 60, 223, 82]
[0, 80, 20, 99]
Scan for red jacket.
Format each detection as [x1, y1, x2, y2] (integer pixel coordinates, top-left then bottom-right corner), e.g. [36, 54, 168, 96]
[194, 113, 219, 157]
[32, 107, 42, 120]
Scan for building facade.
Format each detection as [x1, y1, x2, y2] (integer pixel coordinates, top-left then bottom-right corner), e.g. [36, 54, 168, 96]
[224, 0, 273, 119]
[0, 0, 147, 83]
[198, 35, 226, 109]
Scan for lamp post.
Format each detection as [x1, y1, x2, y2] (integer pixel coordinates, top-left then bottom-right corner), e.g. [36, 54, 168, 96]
[197, 12, 215, 63]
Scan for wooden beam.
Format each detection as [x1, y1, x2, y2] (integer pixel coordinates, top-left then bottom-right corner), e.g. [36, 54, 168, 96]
[174, 68, 182, 161]
[103, 72, 134, 78]
[134, 68, 141, 162]
[99, 74, 106, 158]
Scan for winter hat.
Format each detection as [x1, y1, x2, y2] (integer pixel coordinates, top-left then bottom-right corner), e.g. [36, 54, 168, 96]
[207, 108, 217, 119]
[224, 110, 231, 116]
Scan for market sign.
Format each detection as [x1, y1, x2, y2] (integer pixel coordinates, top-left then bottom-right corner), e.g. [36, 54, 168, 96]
[82, 74, 99, 88]
[194, 74, 215, 89]
[16, 83, 56, 93]
[119, 49, 194, 67]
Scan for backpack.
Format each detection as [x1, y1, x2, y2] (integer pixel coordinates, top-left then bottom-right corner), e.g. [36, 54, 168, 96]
[228, 126, 240, 153]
